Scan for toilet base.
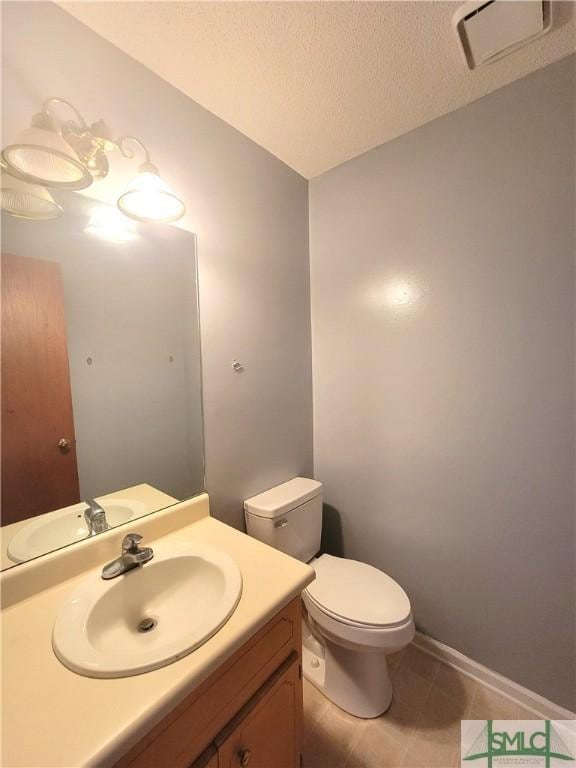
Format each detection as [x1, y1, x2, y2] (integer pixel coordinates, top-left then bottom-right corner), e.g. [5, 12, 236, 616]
[302, 621, 393, 718]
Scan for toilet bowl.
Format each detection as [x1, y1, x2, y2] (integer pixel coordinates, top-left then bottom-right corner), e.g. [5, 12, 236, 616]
[302, 554, 414, 717]
[244, 478, 415, 718]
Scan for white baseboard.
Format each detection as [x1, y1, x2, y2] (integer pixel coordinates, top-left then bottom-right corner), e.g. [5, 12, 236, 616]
[412, 631, 575, 721]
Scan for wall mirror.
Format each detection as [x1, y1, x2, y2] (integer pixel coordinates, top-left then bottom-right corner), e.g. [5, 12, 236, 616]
[1, 193, 204, 570]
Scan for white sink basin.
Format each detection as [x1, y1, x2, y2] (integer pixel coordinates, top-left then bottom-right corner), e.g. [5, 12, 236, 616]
[7, 498, 148, 563]
[52, 541, 243, 678]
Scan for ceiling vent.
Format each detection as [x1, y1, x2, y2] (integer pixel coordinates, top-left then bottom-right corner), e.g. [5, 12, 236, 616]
[453, 0, 552, 70]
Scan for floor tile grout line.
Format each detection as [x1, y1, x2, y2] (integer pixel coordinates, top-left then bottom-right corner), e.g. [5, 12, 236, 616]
[399, 686, 437, 764]
[306, 695, 330, 742]
[394, 649, 440, 767]
[341, 716, 368, 768]
[401, 649, 475, 767]
[304, 681, 369, 768]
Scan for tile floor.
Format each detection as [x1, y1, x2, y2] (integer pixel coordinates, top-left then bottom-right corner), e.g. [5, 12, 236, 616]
[303, 643, 542, 768]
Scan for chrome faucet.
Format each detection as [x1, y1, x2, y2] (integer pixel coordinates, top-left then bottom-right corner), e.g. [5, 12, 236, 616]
[84, 499, 109, 535]
[101, 533, 154, 580]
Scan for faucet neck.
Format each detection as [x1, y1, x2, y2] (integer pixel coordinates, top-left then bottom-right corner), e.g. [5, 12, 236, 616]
[84, 500, 109, 535]
[101, 533, 154, 580]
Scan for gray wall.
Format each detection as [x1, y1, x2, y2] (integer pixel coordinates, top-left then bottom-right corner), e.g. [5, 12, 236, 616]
[2, 1, 313, 528]
[310, 56, 575, 709]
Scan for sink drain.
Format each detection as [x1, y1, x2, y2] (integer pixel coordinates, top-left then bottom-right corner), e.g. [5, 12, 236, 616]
[137, 617, 157, 633]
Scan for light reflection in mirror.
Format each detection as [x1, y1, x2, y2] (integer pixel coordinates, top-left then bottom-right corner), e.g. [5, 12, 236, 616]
[85, 204, 139, 243]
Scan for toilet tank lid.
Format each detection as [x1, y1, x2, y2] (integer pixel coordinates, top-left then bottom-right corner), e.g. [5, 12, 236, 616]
[244, 477, 322, 518]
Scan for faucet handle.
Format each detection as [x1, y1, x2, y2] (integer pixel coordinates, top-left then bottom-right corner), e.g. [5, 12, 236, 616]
[122, 533, 144, 554]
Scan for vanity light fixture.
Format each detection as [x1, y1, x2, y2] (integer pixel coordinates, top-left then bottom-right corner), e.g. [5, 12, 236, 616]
[2, 100, 93, 189]
[0, 163, 62, 221]
[117, 137, 185, 224]
[1, 98, 185, 224]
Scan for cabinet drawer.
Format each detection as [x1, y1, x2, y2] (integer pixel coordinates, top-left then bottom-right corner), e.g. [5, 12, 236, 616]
[115, 598, 302, 768]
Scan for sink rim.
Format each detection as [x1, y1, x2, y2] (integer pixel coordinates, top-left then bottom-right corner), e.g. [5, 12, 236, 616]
[52, 540, 243, 678]
[7, 497, 148, 564]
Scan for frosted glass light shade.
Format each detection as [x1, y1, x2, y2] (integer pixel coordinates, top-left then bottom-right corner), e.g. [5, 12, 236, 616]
[1, 173, 62, 220]
[117, 170, 185, 223]
[2, 126, 92, 190]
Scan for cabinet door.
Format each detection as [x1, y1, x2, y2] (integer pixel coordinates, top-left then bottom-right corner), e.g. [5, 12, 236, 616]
[217, 656, 301, 768]
[190, 745, 219, 768]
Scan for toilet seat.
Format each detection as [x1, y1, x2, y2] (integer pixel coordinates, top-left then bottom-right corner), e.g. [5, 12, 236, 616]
[305, 554, 411, 629]
[303, 589, 415, 655]
[305, 591, 411, 630]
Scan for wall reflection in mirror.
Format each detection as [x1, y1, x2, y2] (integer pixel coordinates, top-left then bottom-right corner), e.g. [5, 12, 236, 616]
[1, 193, 204, 569]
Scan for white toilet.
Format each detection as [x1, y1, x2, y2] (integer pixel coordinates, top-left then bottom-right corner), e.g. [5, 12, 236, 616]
[244, 477, 415, 718]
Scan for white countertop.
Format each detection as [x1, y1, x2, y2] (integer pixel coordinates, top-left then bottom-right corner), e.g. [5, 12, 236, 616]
[1, 496, 314, 768]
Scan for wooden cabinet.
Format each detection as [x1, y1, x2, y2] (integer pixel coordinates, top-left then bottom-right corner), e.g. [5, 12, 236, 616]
[115, 599, 303, 768]
[216, 656, 301, 768]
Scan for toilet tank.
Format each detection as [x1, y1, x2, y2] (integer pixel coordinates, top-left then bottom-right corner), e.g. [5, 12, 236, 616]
[244, 477, 322, 563]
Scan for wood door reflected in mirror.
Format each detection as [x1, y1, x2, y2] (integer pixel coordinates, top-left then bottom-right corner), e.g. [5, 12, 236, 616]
[0, 194, 204, 570]
[2, 253, 81, 524]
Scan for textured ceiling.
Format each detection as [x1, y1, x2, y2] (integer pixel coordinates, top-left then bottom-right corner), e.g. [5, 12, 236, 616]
[59, 1, 575, 178]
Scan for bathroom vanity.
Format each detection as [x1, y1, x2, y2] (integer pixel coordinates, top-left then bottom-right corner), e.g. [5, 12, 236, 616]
[115, 599, 302, 768]
[0, 494, 314, 768]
